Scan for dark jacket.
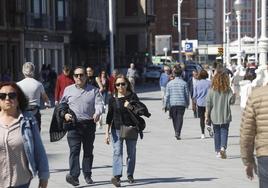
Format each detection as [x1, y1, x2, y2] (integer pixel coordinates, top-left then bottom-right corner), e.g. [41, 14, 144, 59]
[49, 103, 77, 142]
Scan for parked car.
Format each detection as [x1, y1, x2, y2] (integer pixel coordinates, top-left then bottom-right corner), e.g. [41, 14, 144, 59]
[145, 65, 162, 82]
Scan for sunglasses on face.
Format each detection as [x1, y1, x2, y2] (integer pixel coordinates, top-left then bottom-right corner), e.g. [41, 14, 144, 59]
[115, 82, 126, 87]
[0, 92, 17, 100]
[74, 73, 84, 78]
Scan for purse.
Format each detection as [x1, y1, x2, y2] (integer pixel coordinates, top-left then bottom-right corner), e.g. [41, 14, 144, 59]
[115, 97, 138, 140]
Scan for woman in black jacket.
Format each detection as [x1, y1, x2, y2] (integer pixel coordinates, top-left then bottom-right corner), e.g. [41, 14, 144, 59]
[105, 74, 140, 187]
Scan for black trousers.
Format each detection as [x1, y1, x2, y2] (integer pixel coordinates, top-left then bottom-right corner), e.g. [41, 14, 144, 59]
[170, 106, 186, 137]
[67, 120, 96, 178]
[197, 106, 206, 134]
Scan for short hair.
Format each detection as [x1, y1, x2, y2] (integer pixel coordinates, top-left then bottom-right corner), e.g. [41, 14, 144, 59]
[0, 82, 28, 111]
[173, 65, 182, 77]
[22, 62, 35, 77]
[74, 66, 85, 73]
[198, 70, 208, 80]
[63, 65, 71, 72]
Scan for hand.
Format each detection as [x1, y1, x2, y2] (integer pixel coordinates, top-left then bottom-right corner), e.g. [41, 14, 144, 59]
[93, 114, 100, 123]
[105, 132, 110, 145]
[124, 100, 129, 107]
[64, 113, 73, 122]
[54, 101, 59, 106]
[38, 179, 48, 188]
[245, 163, 257, 180]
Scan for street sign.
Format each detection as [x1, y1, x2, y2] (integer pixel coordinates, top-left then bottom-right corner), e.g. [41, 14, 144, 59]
[185, 42, 193, 52]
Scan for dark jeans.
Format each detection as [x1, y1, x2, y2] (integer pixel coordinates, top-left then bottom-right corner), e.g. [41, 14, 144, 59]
[170, 106, 186, 137]
[197, 106, 206, 134]
[26, 106, 41, 131]
[258, 156, 268, 188]
[67, 120, 96, 178]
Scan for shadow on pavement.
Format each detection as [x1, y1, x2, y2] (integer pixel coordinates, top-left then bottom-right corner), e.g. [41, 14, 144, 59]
[123, 177, 218, 187]
[139, 97, 162, 101]
[50, 165, 112, 174]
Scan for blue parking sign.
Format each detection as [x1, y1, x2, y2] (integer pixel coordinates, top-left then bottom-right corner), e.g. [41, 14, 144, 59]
[185, 43, 193, 52]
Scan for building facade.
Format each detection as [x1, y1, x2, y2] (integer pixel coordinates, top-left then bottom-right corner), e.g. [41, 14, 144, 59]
[115, 0, 153, 70]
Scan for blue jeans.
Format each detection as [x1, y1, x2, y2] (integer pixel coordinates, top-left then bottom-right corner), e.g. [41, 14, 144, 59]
[258, 156, 268, 188]
[13, 182, 30, 188]
[111, 128, 137, 177]
[213, 123, 229, 152]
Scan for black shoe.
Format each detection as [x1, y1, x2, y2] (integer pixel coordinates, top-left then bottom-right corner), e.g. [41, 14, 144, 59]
[66, 174, 79, 186]
[111, 176, 121, 187]
[175, 136, 181, 140]
[85, 176, 94, 184]
[127, 175, 135, 184]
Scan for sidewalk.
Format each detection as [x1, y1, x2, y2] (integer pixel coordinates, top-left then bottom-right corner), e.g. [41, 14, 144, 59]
[31, 83, 258, 188]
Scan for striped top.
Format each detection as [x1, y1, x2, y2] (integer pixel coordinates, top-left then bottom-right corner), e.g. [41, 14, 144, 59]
[165, 77, 189, 108]
[0, 116, 32, 187]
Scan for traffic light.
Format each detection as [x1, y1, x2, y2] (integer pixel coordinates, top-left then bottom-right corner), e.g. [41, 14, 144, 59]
[218, 47, 223, 56]
[172, 14, 178, 27]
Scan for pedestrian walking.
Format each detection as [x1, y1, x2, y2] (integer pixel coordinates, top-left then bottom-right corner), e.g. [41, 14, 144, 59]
[0, 81, 49, 188]
[105, 74, 141, 187]
[206, 71, 236, 159]
[60, 66, 104, 186]
[98, 70, 109, 105]
[159, 65, 171, 108]
[17, 62, 50, 131]
[240, 85, 268, 188]
[126, 63, 138, 91]
[192, 70, 211, 139]
[108, 69, 119, 96]
[54, 65, 74, 105]
[188, 70, 199, 118]
[86, 66, 103, 90]
[164, 65, 189, 140]
[239, 72, 254, 110]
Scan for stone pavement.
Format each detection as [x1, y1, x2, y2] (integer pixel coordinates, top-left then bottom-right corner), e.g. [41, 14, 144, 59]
[31, 83, 258, 188]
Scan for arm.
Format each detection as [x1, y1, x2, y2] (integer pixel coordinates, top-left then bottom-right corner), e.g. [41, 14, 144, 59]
[240, 93, 257, 176]
[105, 98, 114, 144]
[95, 77, 104, 92]
[54, 77, 60, 104]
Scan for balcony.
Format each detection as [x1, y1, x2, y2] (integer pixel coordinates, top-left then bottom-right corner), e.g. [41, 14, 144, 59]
[56, 17, 71, 31]
[26, 13, 52, 29]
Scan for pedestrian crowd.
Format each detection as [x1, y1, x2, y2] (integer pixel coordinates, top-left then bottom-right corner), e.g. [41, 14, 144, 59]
[0, 61, 267, 188]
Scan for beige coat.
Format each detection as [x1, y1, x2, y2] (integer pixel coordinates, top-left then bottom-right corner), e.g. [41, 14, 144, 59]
[240, 85, 268, 166]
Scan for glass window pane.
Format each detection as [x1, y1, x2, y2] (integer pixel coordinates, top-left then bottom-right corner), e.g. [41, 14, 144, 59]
[57, 1, 64, 21]
[33, 0, 40, 18]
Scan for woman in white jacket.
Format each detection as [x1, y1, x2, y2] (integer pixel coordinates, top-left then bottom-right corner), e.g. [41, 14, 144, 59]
[239, 73, 255, 110]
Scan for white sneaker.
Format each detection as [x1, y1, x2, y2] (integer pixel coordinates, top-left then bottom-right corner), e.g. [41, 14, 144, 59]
[216, 152, 221, 158]
[201, 134, 205, 139]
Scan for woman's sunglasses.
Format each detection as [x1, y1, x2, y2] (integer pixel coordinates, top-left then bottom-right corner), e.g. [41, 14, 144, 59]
[115, 82, 126, 87]
[0, 92, 17, 100]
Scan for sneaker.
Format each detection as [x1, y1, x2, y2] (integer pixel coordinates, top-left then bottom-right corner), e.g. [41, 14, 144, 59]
[220, 147, 227, 159]
[66, 174, 79, 186]
[201, 134, 205, 139]
[85, 176, 94, 184]
[111, 176, 121, 187]
[175, 135, 181, 140]
[207, 126, 213, 137]
[216, 152, 221, 158]
[127, 175, 135, 184]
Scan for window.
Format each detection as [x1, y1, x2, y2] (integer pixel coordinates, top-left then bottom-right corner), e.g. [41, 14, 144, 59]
[0, 1, 4, 26]
[125, 0, 138, 16]
[31, 0, 47, 18]
[56, 0, 68, 21]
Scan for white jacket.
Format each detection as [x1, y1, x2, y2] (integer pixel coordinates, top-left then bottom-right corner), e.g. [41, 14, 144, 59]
[239, 80, 252, 109]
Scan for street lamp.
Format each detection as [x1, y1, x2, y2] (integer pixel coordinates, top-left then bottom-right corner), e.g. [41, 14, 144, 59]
[109, 0, 115, 74]
[178, 0, 183, 63]
[234, 0, 244, 66]
[225, 13, 231, 67]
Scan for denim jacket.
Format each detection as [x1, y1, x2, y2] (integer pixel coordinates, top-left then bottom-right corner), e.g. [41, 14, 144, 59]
[20, 112, 50, 180]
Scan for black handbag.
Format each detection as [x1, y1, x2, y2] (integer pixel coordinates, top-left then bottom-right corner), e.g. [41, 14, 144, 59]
[115, 97, 138, 140]
[120, 125, 138, 140]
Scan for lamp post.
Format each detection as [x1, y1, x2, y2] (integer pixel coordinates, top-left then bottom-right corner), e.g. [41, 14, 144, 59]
[178, 0, 183, 63]
[163, 47, 168, 64]
[259, 0, 268, 67]
[225, 13, 231, 67]
[234, 0, 244, 66]
[109, 0, 115, 74]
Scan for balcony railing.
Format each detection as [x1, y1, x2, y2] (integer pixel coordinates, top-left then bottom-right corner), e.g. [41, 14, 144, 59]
[26, 13, 52, 29]
[56, 16, 71, 31]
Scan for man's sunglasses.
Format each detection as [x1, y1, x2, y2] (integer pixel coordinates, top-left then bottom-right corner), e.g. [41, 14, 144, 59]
[0, 92, 17, 100]
[74, 73, 84, 78]
[115, 82, 126, 87]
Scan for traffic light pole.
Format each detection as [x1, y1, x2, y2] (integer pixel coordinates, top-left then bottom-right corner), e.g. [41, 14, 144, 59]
[178, 0, 183, 63]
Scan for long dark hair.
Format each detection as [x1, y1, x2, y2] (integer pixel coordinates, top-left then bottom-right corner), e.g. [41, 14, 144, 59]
[114, 74, 133, 94]
[0, 82, 28, 111]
